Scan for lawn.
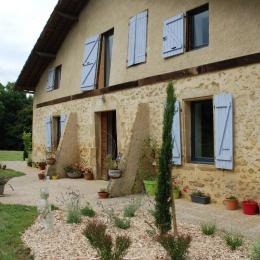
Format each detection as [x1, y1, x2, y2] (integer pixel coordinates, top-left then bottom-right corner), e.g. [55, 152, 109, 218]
[0, 169, 25, 178]
[0, 150, 23, 161]
[0, 204, 37, 260]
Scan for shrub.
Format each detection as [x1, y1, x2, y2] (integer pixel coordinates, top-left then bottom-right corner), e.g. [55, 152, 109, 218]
[114, 216, 130, 230]
[201, 222, 216, 236]
[67, 209, 81, 224]
[84, 221, 131, 260]
[157, 234, 191, 260]
[249, 240, 260, 260]
[224, 232, 243, 250]
[81, 204, 95, 217]
[123, 199, 141, 218]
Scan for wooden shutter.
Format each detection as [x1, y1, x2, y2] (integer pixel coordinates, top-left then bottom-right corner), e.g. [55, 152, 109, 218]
[172, 100, 182, 165]
[47, 68, 55, 91]
[60, 114, 66, 135]
[163, 14, 184, 58]
[134, 10, 148, 64]
[127, 16, 136, 66]
[45, 116, 52, 151]
[80, 35, 101, 91]
[214, 93, 233, 170]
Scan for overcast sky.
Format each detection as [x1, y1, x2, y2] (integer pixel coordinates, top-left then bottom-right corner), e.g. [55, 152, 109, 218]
[0, 0, 58, 85]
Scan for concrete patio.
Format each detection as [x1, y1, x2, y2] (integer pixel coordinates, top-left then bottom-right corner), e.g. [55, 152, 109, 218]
[1, 161, 260, 240]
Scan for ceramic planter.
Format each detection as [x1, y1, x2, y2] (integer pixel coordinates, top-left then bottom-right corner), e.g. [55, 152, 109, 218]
[173, 189, 181, 199]
[46, 158, 56, 165]
[108, 169, 121, 179]
[66, 171, 82, 178]
[224, 198, 239, 210]
[242, 200, 258, 215]
[0, 184, 5, 195]
[191, 194, 210, 204]
[98, 192, 109, 199]
[143, 180, 157, 196]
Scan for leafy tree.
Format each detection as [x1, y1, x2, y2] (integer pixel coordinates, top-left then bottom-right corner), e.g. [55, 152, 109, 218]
[0, 82, 33, 150]
[155, 81, 176, 234]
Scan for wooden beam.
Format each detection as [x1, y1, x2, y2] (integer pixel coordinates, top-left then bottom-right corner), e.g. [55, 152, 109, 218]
[36, 52, 56, 59]
[57, 11, 78, 21]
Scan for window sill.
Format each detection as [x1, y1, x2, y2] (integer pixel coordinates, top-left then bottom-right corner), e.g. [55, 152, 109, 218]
[175, 162, 216, 172]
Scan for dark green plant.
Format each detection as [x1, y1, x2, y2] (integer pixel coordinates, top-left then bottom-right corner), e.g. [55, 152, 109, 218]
[249, 240, 260, 260]
[191, 190, 206, 197]
[81, 205, 96, 217]
[22, 132, 32, 157]
[50, 204, 59, 211]
[157, 234, 191, 260]
[201, 222, 216, 236]
[84, 221, 131, 260]
[226, 195, 237, 200]
[123, 199, 141, 218]
[224, 232, 243, 250]
[155, 81, 176, 234]
[67, 210, 81, 224]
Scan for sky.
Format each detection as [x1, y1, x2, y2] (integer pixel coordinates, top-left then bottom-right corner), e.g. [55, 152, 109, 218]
[0, 0, 58, 85]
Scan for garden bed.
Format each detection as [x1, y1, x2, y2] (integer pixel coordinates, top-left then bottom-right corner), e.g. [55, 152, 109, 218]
[22, 208, 250, 260]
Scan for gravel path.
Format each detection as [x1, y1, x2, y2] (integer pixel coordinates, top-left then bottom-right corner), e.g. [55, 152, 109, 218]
[22, 205, 251, 260]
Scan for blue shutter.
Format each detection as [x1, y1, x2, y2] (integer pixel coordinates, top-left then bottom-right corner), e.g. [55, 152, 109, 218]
[127, 16, 136, 67]
[80, 35, 101, 91]
[45, 116, 52, 151]
[163, 14, 184, 58]
[214, 93, 233, 170]
[47, 68, 55, 91]
[60, 114, 66, 135]
[172, 101, 182, 165]
[134, 10, 148, 64]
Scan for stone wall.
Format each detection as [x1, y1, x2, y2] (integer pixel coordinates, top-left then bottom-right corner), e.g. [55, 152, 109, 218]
[33, 63, 260, 203]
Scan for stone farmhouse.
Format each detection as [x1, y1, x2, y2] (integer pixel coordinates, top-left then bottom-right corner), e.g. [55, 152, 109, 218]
[15, 0, 260, 203]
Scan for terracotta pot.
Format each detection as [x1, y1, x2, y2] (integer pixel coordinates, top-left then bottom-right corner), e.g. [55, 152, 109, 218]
[84, 172, 94, 180]
[98, 192, 109, 199]
[38, 173, 45, 180]
[224, 199, 239, 210]
[46, 158, 56, 165]
[242, 200, 258, 215]
[39, 165, 46, 170]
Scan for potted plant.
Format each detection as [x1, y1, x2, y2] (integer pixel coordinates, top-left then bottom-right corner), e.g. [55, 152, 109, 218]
[64, 164, 83, 178]
[83, 167, 94, 180]
[38, 161, 47, 170]
[190, 190, 210, 204]
[137, 138, 160, 196]
[242, 199, 258, 215]
[106, 153, 124, 179]
[38, 170, 45, 180]
[98, 188, 109, 199]
[0, 177, 11, 195]
[45, 146, 56, 165]
[172, 180, 181, 199]
[224, 195, 239, 210]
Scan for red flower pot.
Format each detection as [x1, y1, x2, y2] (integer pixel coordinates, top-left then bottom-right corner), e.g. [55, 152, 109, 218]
[242, 200, 258, 215]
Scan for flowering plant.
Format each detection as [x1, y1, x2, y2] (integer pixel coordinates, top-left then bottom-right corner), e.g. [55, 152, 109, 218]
[64, 164, 82, 174]
[172, 179, 180, 192]
[191, 189, 206, 197]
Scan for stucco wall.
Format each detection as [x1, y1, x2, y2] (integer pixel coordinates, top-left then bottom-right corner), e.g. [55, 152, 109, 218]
[33, 0, 260, 105]
[33, 63, 260, 204]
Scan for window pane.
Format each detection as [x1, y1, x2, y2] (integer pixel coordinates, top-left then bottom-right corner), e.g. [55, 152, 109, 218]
[105, 32, 114, 87]
[191, 10, 209, 49]
[192, 100, 214, 161]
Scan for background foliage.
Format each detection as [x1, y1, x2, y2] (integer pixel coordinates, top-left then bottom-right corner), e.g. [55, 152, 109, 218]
[0, 82, 33, 150]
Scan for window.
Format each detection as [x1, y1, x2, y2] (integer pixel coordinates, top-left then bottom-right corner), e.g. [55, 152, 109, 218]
[191, 99, 214, 163]
[187, 4, 209, 51]
[47, 65, 62, 91]
[54, 65, 62, 90]
[127, 10, 148, 67]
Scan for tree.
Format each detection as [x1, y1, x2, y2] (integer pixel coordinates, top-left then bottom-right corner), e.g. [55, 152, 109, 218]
[0, 82, 33, 150]
[155, 81, 176, 234]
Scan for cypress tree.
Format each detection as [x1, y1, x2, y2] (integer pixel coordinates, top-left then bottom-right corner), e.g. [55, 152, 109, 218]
[155, 81, 176, 234]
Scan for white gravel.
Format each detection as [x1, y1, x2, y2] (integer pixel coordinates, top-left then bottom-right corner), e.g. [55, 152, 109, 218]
[22, 208, 251, 260]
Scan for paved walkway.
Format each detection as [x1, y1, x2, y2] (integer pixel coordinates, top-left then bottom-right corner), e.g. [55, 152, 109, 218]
[1, 161, 260, 239]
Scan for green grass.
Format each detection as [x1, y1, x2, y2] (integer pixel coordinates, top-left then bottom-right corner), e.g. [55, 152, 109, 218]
[201, 222, 217, 236]
[0, 169, 25, 178]
[0, 204, 37, 260]
[0, 151, 23, 161]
